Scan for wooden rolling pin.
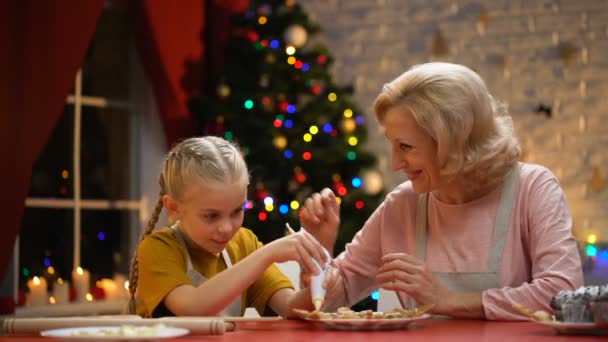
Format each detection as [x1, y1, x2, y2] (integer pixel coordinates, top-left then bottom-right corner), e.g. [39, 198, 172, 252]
[1, 316, 230, 336]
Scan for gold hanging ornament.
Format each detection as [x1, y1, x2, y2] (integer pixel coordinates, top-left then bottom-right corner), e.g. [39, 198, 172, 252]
[588, 166, 605, 193]
[259, 74, 270, 88]
[217, 83, 231, 98]
[362, 170, 384, 195]
[284, 24, 308, 48]
[266, 53, 276, 64]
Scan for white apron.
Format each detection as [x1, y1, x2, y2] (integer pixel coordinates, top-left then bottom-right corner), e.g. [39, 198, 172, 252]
[171, 225, 242, 316]
[401, 164, 520, 309]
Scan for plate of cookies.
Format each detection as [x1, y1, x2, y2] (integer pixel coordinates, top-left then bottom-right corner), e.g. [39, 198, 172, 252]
[292, 305, 432, 330]
[513, 285, 608, 335]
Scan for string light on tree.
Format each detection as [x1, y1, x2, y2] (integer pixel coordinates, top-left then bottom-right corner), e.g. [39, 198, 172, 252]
[341, 118, 356, 133]
[273, 135, 288, 149]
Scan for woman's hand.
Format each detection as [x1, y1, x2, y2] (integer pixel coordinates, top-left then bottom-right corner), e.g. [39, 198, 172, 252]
[300, 188, 340, 252]
[262, 229, 329, 276]
[376, 253, 449, 310]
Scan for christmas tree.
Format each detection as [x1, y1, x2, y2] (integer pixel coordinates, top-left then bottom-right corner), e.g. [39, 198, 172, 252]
[191, 0, 385, 266]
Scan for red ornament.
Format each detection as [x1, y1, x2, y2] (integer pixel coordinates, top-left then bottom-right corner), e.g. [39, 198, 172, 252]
[294, 172, 307, 183]
[246, 30, 260, 42]
[317, 55, 328, 65]
[278, 101, 289, 113]
[256, 190, 268, 201]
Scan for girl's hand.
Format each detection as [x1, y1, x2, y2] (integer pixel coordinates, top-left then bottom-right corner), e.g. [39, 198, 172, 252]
[263, 229, 329, 276]
[376, 253, 449, 310]
[300, 188, 340, 252]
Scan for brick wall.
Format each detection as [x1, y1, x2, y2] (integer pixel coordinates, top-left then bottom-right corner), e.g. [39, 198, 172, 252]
[302, 0, 608, 244]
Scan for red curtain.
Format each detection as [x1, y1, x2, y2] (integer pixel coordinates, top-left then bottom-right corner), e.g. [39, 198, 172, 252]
[0, 0, 249, 293]
[132, 0, 249, 147]
[0, 0, 105, 281]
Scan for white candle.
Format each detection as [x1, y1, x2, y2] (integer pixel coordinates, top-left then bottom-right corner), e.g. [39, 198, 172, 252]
[72, 267, 90, 302]
[52, 278, 70, 304]
[26, 276, 48, 306]
[113, 273, 130, 299]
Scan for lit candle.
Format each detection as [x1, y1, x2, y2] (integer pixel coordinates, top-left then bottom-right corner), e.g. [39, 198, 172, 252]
[72, 267, 90, 302]
[113, 273, 130, 299]
[52, 277, 70, 304]
[26, 276, 48, 306]
[97, 278, 119, 301]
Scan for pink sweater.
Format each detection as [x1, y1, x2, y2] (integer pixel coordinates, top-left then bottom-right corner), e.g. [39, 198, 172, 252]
[333, 163, 583, 320]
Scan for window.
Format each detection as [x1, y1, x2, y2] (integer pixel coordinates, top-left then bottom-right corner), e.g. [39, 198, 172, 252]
[18, 7, 144, 296]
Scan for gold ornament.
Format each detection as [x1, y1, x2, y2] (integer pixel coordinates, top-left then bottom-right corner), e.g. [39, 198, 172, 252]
[284, 24, 308, 48]
[266, 53, 276, 64]
[260, 74, 270, 88]
[362, 170, 383, 195]
[217, 84, 231, 98]
[588, 166, 605, 193]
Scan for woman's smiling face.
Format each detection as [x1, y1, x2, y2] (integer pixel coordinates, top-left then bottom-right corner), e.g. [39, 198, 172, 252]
[382, 105, 442, 194]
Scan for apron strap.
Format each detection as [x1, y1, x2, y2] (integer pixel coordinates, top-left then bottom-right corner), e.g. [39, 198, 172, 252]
[171, 223, 196, 273]
[221, 250, 233, 268]
[414, 164, 520, 269]
[486, 163, 520, 272]
[415, 194, 428, 260]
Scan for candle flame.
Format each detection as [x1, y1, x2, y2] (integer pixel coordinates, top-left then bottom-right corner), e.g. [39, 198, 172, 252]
[57, 277, 64, 284]
[76, 267, 84, 275]
[49, 296, 56, 304]
[124, 281, 129, 290]
[47, 266, 55, 275]
[86, 293, 93, 301]
[33, 276, 41, 285]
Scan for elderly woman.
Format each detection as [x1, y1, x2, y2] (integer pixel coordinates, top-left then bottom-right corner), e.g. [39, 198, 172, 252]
[301, 62, 583, 320]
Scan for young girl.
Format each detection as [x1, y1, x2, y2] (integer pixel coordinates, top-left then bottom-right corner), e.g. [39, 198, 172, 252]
[127, 136, 328, 317]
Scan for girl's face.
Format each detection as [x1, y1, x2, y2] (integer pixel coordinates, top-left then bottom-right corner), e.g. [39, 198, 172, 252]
[382, 105, 442, 194]
[168, 179, 248, 254]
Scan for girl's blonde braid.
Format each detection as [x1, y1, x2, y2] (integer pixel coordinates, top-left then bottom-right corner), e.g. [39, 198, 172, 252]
[126, 192, 164, 314]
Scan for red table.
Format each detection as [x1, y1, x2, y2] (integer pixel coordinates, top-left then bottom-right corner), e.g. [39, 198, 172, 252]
[1, 318, 606, 341]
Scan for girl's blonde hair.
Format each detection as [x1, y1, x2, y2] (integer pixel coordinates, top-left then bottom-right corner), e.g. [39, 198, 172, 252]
[126, 136, 249, 314]
[373, 62, 521, 191]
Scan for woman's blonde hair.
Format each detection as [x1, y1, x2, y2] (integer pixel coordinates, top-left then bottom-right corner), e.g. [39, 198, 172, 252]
[373, 62, 521, 189]
[126, 136, 249, 314]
